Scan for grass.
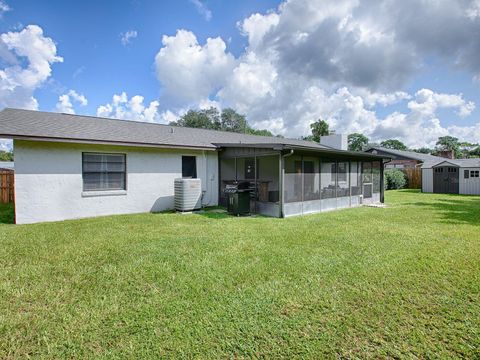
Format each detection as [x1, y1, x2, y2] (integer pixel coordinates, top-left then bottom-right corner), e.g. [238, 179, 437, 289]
[0, 190, 479, 358]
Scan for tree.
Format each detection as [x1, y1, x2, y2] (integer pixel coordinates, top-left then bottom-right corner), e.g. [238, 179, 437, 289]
[169, 107, 275, 137]
[469, 146, 480, 157]
[459, 141, 479, 158]
[170, 107, 220, 130]
[309, 119, 330, 142]
[380, 139, 408, 151]
[348, 133, 369, 151]
[220, 108, 247, 133]
[413, 147, 432, 154]
[247, 128, 274, 137]
[0, 150, 13, 161]
[436, 136, 461, 158]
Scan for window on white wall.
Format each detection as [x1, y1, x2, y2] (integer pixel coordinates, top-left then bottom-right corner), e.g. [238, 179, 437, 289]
[82, 153, 126, 191]
[471, 170, 479, 178]
[182, 156, 197, 178]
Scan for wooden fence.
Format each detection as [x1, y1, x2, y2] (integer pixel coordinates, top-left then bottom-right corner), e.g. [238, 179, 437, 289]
[0, 170, 14, 203]
[403, 168, 422, 189]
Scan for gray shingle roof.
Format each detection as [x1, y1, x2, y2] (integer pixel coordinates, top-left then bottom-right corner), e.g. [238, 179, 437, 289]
[0, 108, 331, 151]
[366, 146, 445, 162]
[422, 158, 480, 168]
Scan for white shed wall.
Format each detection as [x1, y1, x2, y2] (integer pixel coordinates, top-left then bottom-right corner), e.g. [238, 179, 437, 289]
[459, 168, 480, 195]
[14, 140, 218, 224]
[422, 168, 433, 193]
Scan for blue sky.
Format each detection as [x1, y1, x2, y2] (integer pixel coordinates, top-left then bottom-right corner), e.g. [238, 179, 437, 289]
[0, 0, 480, 149]
[0, 0, 277, 113]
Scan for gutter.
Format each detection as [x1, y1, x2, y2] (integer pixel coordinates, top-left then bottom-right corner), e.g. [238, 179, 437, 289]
[4, 135, 216, 152]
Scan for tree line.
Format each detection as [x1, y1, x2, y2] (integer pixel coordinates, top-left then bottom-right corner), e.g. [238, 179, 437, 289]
[299, 118, 480, 158]
[347, 132, 479, 158]
[169, 107, 278, 137]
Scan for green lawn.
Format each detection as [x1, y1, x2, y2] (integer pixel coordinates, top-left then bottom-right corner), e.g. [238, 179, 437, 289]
[0, 190, 479, 358]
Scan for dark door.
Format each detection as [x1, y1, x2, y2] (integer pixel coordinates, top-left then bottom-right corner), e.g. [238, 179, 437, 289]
[433, 166, 459, 194]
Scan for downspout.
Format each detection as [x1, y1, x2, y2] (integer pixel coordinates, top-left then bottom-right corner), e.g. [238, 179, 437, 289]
[202, 150, 211, 207]
[279, 149, 294, 218]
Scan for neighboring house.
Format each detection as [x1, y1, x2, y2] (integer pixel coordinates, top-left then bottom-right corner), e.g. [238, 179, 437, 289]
[365, 147, 445, 169]
[422, 158, 480, 195]
[0, 108, 386, 224]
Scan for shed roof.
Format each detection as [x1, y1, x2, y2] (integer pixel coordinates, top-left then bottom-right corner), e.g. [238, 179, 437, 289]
[422, 158, 480, 169]
[0, 108, 331, 151]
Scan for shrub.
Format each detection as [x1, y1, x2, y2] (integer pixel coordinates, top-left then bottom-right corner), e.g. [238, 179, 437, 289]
[384, 169, 406, 190]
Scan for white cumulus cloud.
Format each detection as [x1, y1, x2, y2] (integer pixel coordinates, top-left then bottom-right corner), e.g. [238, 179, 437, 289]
[55, 89, 87, 114]
[155, 29, 235, 105]
[0, 25, 63, 110]
[96, 92, 161, 123]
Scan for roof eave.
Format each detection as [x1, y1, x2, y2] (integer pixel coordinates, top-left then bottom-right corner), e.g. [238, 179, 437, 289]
[4, 134, 217, 151]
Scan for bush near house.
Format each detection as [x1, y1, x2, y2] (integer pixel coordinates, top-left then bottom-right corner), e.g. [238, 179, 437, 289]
[384, 168, 407, 190]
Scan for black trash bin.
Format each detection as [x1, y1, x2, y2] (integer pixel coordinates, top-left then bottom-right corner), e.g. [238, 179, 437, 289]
[224, 181, 251, 216]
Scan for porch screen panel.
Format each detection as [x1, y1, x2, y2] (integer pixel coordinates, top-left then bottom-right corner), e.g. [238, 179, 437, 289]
[372, 161, 381, 193]
[350, 162, 362, 195]
[284, 155, 302, 203]
[303, 156, 320, 200]
[320, 160, 336, 199]
[82, 153, 126, 191]
[219, 157, 237, 206]
[362, 161, 373, 198]
[336, 162, 349, 197]
[257, 155, 279, 203]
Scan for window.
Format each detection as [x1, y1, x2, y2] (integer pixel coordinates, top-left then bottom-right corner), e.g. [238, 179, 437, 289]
[337, 162, 348, 183]
[471, 170, 480, 178]
[464, 170, 470, 179]
[448, 167, 457, 173]
[182, 156, 197, 178]
[82, 153, 126, 191]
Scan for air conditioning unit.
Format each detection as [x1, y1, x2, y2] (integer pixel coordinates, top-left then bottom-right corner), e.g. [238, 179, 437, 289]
[174, 178, 202, 212]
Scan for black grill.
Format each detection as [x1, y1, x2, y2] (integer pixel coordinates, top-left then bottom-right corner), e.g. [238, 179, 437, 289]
[224, 181, 251, 194]
[224, 181, 251, 215]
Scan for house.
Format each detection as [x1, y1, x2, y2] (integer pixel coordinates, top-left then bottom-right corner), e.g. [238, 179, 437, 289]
[421, 158, 480, 195]
[0, 108, 387, 224]
[365, 147, 445, 169]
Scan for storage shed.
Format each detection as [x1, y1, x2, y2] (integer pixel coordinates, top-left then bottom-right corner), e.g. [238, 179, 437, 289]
[422, 159, 480, 195]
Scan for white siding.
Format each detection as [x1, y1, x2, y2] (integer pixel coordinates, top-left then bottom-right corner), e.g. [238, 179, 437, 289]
[422, 168, 433, 193]
[459, 168, 480, 195]
[14, 140, 218, 224]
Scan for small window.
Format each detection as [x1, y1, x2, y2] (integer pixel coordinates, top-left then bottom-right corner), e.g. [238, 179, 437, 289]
[471, 170, 480, 178]
[182, 156, 197, 178]
[464, 170, 470, 179]
[337, 162, 348, 182]
[82, 153, 126, 191]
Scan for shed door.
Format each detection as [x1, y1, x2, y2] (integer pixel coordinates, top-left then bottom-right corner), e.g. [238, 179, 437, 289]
[433, 166, 459, 194]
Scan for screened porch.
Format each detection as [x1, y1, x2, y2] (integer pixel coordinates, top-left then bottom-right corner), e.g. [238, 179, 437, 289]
[218, 146, 383, 218]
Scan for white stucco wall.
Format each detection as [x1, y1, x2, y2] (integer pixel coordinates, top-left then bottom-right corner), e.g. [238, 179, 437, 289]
[14, 140, 218, 224]
[422, 169, 433, 193]
[459, 168, 480, 195]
